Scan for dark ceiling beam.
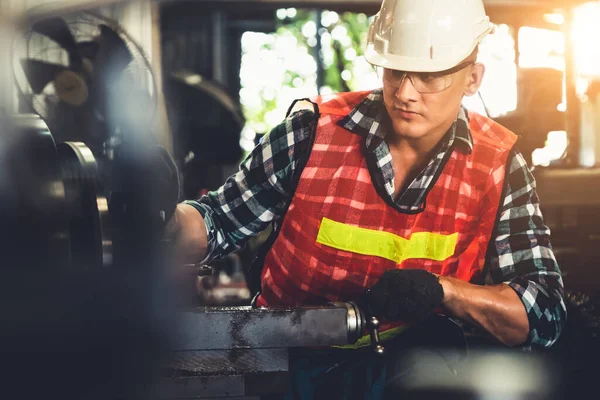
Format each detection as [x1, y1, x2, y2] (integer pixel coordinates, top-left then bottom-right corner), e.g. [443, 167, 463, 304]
[158, 0, 588, 7]
[16, 0, 587, 27]
[158, 0, 586, 19]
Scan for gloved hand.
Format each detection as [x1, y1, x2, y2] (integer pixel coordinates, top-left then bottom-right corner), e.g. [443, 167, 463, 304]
[365, 269, 444, 323]
[108, 142, 180, 232]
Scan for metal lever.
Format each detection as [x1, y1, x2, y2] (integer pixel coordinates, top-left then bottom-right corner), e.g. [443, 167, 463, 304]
[364, 289, 385, 356]
[367, 315, 385, 355]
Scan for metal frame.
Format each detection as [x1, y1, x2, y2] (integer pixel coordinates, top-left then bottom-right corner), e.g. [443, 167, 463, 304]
[155, 303, 364, 398]
[172, 304, 361, 350]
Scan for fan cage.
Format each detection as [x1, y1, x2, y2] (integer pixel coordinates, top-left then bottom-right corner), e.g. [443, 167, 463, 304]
[12, 11, 157, 127]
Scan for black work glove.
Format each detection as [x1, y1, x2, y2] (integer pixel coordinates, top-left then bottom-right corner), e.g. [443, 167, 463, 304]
[365, 269, 444, 323]
[108, 142, 180, 233]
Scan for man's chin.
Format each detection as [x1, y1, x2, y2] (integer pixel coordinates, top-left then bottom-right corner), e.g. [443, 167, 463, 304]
[390, 120, 429, 140]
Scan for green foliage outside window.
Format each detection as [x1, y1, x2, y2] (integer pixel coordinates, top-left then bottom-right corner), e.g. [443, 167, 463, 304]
[239, 9, 377, 140]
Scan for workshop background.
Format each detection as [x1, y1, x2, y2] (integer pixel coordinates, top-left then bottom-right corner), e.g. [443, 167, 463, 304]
[1, 0, 599, 399]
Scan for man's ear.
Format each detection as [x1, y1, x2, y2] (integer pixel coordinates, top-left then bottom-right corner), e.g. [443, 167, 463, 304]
[464, 63, 485, 97]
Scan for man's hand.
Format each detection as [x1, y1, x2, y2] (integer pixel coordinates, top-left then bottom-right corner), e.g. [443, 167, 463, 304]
[164, 203, 209, 265]
[437, 276, 530, 346]
[366, 269, 444, 323]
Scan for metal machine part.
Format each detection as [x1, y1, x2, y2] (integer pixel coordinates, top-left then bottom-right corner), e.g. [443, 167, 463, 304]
[157, 348, 289, 399]
[0, 118, 112, 269]
[361, 289, 385, 355]
[160, 303, 367, 399]
[57, 141, 112, 267]
[334, 301, 366, 344]
[367, 315, 385, 355]
[172, 303, 365, 351]
[0, 114, 71, 268]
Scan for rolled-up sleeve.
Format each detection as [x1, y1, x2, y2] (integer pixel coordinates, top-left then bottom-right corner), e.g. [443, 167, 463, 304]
[487, 149, 567, 348]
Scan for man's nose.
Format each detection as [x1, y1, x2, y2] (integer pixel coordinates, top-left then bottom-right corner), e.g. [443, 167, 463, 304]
[395, 73, 419, 102]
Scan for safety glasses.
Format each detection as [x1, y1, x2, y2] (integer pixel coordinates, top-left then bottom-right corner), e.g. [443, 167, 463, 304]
[382, 61, 475, 94]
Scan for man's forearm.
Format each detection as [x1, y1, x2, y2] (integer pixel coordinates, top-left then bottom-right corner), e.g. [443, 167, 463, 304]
[439, 276, 530, 347]
[166, 203, 209, 265]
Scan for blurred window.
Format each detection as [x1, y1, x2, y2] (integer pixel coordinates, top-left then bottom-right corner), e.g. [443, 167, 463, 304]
[463, 24, 518, 118]
[239, 9, 376, 140]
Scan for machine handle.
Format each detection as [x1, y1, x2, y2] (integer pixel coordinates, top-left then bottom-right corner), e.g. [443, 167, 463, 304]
[364, 289, 385, 356]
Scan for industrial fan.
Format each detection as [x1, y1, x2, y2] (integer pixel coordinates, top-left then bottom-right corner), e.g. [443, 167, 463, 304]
[11, 11, 165, 269]
[13, 11, 157, 154]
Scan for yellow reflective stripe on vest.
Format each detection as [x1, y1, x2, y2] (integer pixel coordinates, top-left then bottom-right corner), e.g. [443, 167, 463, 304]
[332, 326, 409, 349]
[316, 217, 458, 263]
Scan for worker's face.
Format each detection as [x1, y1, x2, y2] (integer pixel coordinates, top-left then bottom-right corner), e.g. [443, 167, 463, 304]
[382, 59, 485, 143]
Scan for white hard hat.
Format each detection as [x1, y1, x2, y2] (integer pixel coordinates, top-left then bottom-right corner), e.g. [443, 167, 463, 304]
[365, 0, 494, 72]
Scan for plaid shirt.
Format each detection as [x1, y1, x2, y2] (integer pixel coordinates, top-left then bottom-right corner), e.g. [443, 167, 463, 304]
[192, 89, 566, 348]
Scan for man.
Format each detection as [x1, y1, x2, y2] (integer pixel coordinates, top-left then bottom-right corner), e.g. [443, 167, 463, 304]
[167, 0, 566, 397]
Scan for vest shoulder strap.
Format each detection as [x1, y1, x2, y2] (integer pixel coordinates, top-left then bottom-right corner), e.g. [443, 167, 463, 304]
[285, 91, 372, 117]
[312, 90, 372, 116]
[317, 105, 348, 116]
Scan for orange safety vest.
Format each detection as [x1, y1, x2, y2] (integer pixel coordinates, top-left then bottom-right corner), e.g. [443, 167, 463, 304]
[256, 91, 517, 315]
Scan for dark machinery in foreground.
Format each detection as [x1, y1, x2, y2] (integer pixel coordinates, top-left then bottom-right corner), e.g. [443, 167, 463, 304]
[160, 302, 367, 399]
[0, 116, 369, 396]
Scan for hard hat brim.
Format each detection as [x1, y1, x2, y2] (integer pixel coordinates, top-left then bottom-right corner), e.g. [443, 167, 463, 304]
[365, 43, 478, 73]
[364, 24, 493, 73]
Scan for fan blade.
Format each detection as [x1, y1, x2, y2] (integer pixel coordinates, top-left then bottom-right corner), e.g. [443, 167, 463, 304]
[94, 24, 133, 79]
[90, 25, 134, 119]
[77, 41, 100, 60]
[32, 18, 82, 69]
[21, 59, 67, 94]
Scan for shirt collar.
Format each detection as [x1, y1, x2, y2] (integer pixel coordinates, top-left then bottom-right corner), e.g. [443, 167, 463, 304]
[337, 89, 473, 154]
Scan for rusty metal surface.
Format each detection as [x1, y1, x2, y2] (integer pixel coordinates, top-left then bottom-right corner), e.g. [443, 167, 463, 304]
[156, 349, 289, 399]
[163, 349, 288, 376]
[172, 305, 353, 350]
